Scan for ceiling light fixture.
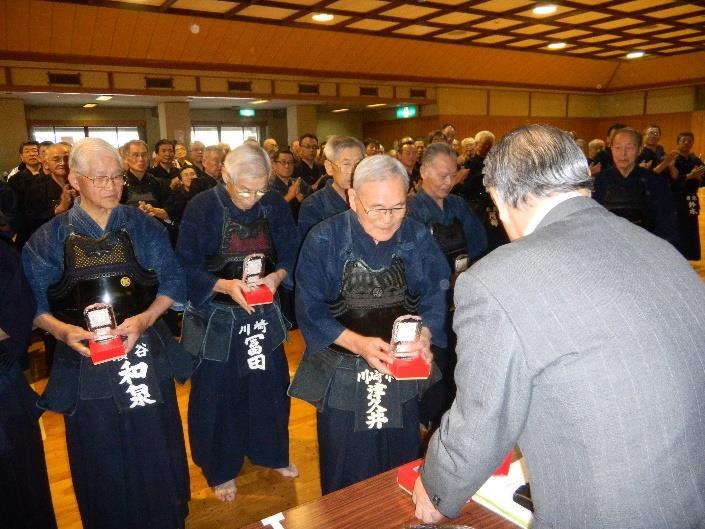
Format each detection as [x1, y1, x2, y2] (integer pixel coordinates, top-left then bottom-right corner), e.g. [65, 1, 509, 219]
[626, 51, 645, 59]
[533, 3, 557, 16]
[547, 42, 567, 50]
[331, 108, 349, 113]
[95, 95, 112, 101]
[251, 99, 269, 105]
[366, 103, 387, 108]
[312, 13, 334, 22]
[83, 103, 97, 108]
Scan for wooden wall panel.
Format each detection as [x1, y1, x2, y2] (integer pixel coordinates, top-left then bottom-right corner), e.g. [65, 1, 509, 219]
[646, 87, 696, 115]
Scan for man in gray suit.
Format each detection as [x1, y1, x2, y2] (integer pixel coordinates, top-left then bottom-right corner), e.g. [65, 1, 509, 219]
[413, 124, 705, 528]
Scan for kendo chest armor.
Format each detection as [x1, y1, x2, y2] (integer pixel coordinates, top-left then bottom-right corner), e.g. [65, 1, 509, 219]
[328, 256, 419, 355]
[206, 217, 276, 304]
[431, 218, 468, 270]
[48, 230, 159, 326]
[603, 175, 652, 230]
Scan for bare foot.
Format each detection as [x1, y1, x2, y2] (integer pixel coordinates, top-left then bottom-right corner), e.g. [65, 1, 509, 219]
[275, 463, 299, 478]
[214, 479, 237, 502]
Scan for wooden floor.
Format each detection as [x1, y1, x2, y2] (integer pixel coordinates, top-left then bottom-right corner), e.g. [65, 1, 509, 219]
[36, 190, 705, 529]
[35, 329, 320, 529]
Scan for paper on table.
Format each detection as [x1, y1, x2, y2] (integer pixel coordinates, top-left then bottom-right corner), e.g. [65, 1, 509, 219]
[471, 460, 533, 529]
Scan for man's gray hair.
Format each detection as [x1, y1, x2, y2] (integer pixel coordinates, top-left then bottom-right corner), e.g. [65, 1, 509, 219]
[475, 130, 495, 144]
[122, 139, 148, 153]
[223, 143, 271, 184]
[189, 141, 205, 150]
[323, 135, 365, 162]
[483, 124, 591, 208]
[353, 154, 408, 192]
[70, 138, 122, 175]
[203, 145, 223, 158]
[422, 141, 457, 168]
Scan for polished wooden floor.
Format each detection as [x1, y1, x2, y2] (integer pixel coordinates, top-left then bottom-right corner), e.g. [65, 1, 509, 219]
[36, 195, 705, 529]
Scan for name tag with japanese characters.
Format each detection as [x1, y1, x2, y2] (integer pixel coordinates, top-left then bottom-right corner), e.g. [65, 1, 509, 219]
[108, 339, 163, 412]
[353, 367, 403, 431]
[238, 318, 270, 374]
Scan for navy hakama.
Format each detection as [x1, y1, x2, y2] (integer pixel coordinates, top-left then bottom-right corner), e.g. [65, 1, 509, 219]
[0, 238, 57, 529]
[177, 187, 299, 486]
[22, 203, 192, 529]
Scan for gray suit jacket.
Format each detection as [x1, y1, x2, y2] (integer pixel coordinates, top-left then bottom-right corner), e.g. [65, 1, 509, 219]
[421, 196, 705, 529]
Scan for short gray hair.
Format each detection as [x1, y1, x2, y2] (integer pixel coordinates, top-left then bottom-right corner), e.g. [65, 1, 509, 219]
[222, 143, 271, 184]
[483, 124, 591, 208]
[323, 135, 364, 162]
[70, 138, 122, 175]
[189, 141, 205, 151]
[475, 130, 495, 144]
[353, 154, 408, 192]
[421, 141, 456, 168]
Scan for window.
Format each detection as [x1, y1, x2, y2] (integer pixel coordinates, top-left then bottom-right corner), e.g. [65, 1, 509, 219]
[192, 125, 260, 148]
[31, 126, 141, 148]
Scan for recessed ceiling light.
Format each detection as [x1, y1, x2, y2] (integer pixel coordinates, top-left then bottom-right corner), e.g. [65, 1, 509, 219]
[312, 13, 334, 22]
[533, 4, 557, 15]
[95, 95, 112, 101]
[251, 99, 269, 105]
[331, 108, 349, 113]
[83, 103, 97, 108]
[547, 42, 567, 50]
[626, 51, 645, 59]
[366, 103, 387, 108]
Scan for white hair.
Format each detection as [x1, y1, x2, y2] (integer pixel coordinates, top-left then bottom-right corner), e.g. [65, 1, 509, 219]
[69, 138, 122, 175]
[222, 143, 271, 184]
[352, 154, 408, 192]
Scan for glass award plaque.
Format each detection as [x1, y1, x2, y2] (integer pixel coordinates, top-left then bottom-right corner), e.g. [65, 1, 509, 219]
[83, 303, 126, 364]
[242, 253, 273, 305]
[389, 315, 430, 380]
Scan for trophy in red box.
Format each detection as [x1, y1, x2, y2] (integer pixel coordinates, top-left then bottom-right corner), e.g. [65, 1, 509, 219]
[83, 302, 126, 365]
[242, 253, 273, 306]
[389, 315, 431, 380]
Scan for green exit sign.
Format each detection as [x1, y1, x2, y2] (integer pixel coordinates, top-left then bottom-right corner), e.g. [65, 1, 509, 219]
[396, 105, 417, 119]
[239, 108, 255, 117]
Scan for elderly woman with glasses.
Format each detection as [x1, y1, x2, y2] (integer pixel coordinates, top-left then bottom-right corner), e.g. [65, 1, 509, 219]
[177, 143, 300, 503]
[22, 138, 192, 529]
[290, 154, 450, 494]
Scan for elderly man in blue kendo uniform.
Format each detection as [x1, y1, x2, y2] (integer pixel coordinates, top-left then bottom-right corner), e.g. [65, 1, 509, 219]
[290, 154, 450, 494]
[177, 143, 300, 503]
[408, 141, 488, 429]
[22, 138, 192, 529]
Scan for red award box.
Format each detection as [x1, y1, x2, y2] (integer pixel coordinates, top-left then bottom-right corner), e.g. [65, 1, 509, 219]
[397, 452, 514, 495]
[243, 284, 273, 306]
[390, 354, 431, 380]
[89, 336, 126, 365]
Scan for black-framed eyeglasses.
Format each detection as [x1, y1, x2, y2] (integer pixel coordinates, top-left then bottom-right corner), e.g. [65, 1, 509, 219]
[78, 173, 126, 188]
[355, 196, 406, 218]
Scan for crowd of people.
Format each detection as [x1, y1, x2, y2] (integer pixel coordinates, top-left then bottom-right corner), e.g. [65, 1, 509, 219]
[0, 120, 703, 529]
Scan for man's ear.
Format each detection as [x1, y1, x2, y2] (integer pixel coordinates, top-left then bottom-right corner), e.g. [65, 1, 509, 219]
[68, 171, 80, 191]
[348, 188, 358, 212]
[323, 159, 334, 177]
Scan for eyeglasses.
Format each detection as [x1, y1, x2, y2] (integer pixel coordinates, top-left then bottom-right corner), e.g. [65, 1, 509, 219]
[234, 186, 268, 199]
[128, 152, 149, 159]
[300, 144, 318, 150]
[48, 156, 68, 164]
[79, 173, 126, 188]
[334, 160, 362, 173]
[356, 196, 406, 218]
[275, 160, 295, 166]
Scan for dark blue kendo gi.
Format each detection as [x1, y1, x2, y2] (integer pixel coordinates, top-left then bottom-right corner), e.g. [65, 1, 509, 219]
[0, 239, 57, 529]
[290, 210, 450, 494]
[408, 187, 488, 426]
[671, 153, 705, 260]
[593, 165, 678, 247]
[177, 186, 299, 487]
[297, 180, 348, 239]
[22, 201, 192, 529]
